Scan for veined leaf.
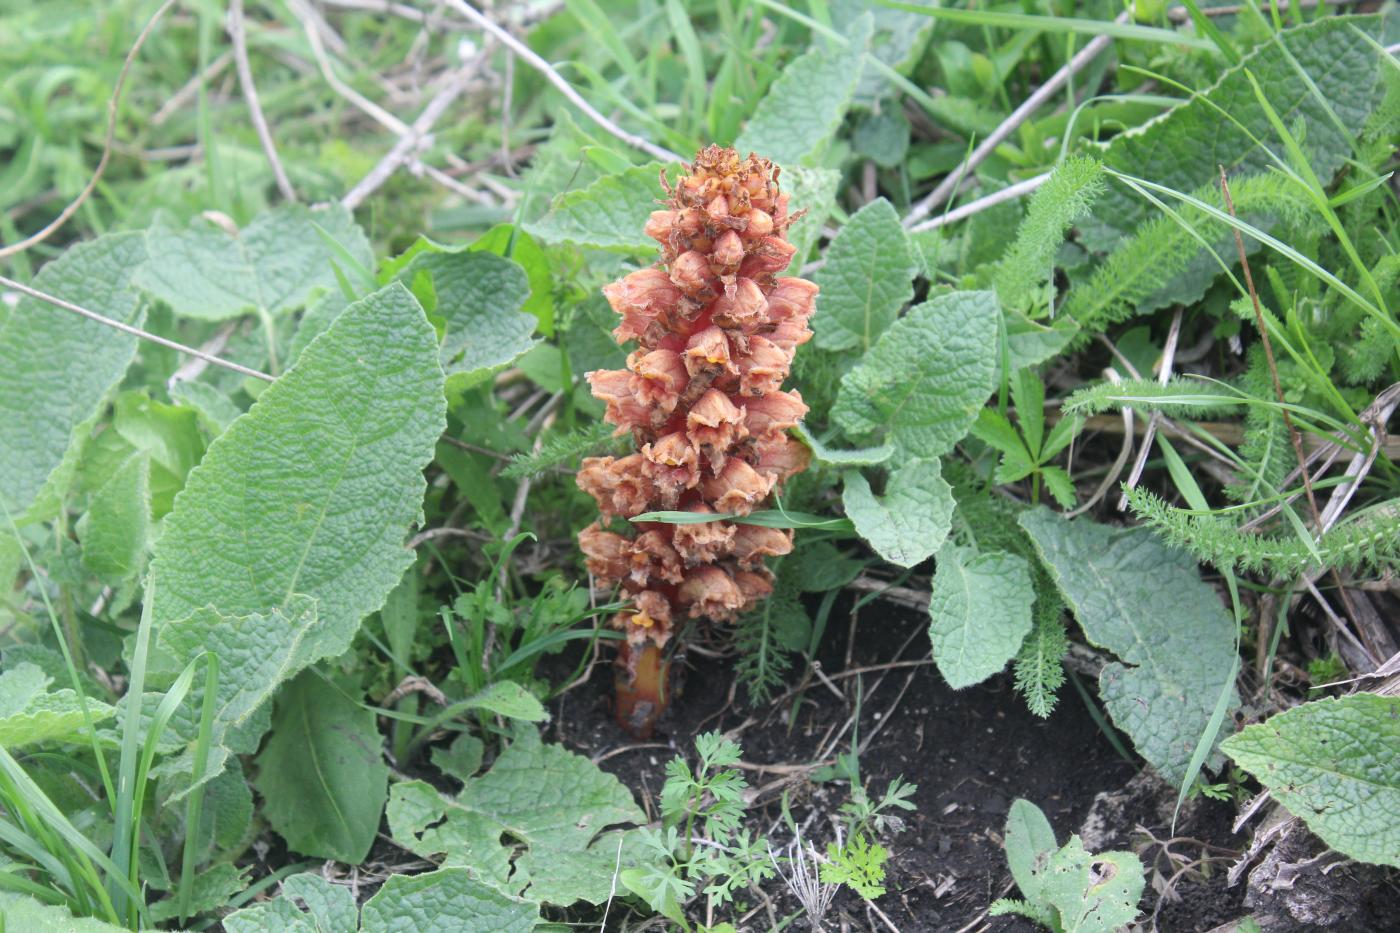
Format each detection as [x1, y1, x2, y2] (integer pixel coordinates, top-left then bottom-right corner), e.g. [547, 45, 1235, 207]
[1223, 693, 1400, 868]
[734, 15, 871, 167]
[525, 163, 678, 253]
[398, 249, 538, 388]
[254, 673, 389, 863]
[361, 868, 540, 933]
[1081, 14, 1395, 249]
[388, 727, 646, 906]
[0, 232, 147, 521]
[928, 544, 1035, 689]
[833, 291, 1000, 463]
[783, 166, 842, 264]
[149, 283, 446, 667]
[75, 451, 150, 583]
[133, 204, 373, 320]
[1019, 508, 1239, 785]
[0, 893, 127, 932]
[223, 872, 358, 933]
[812, 198, 917, 353]
[842, 459, 954, 568]
[0, 663, 115, 749]
[794, 424, 894, 467]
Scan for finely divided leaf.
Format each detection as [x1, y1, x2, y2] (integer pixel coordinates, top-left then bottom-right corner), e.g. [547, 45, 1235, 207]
[833, 291, 999, 463]
[842, 459, 954, 568]
[1018, 509, 1239, 785]
[1222, 693, 1400, 867]
[0, 232, 147, 520]
[133, 204, 372, 320]
[812, 198, 917, 352]
[734, 16, 871, 167]
[525, 163, 677, 253]
[254, 673, 390, 864]
[927, 544, 1035, 689]
[149, 283, 447, 666]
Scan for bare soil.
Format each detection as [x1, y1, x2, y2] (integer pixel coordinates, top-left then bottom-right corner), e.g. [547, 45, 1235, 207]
[545, 598, 1255, 932]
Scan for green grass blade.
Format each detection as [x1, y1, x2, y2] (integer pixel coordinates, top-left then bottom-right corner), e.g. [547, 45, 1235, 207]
[875, 1, 1215, 49]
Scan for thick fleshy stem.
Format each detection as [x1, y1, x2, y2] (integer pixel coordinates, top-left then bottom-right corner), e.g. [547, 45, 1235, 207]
[576, 146, 818, 736]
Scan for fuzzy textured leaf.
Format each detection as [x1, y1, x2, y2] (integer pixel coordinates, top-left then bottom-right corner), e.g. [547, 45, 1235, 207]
[833, 291, 999, 463]
[1040, 837, 1145, 932]
[223, 872, 358, 932]
[360, 868, 540, 933]
[254, 673, 389, 863]
[388, 727, 645, 906]
[1004, 799, 1058, 903]
[794, 424, 893, 466]
[0, 663, 114, 749]
[812, 198, 917, 352]
[525, 163, 677, 253]
[0, 232, 147, 520]
[148, 283, 446, 667]
[0, 893, 127, 932]
[75, 451, 149, 583]
[400, 250, 538, 385]
[1018, 509, 1239, 785]
[783, 166, 842, 263]
[133, 204, 372, 319]
[734, 17, 871, 167]
[1082, 14, 1396, 249]
[1222, 693, 1400, 867]
[842, 459, 954, 568]
[928, 544, 1035, 689]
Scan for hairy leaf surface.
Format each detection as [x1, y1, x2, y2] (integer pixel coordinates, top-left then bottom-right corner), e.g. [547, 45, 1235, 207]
[149, 283, 446, 666]
[812, 198, 916, 352]
[1223, 694, 1400, 867]
[833, 291, 999, 463]
[842, 459, 953, 568]
[928, 544, 1035, 689]
[1019, 509, 1239, 785]
[0, 232, 147, 520]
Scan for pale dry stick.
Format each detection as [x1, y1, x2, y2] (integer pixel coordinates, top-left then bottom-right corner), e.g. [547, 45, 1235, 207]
[1118, 307, 1184, 510]
[296, 2, 412, 137]
[342, 65, 479, 210]
[906, 172, 1050, 234]
[903, 9, 1130, 228]
[0, 0, 178, 260]
[321, 0, 464, 23]
[440, 0, 684, 164]
[151, 50, 232, 126]
[166, 320, 237, 390]
[409, 159, 498, 206]
[229, 0, 298, 202]
[0, 274, 274, 383]
[1069, 369, 1134, 518]
[1166, 0, 1360, 21]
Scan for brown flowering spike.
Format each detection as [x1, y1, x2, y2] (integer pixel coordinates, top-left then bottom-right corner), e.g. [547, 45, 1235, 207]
[575, 146, 817, 738]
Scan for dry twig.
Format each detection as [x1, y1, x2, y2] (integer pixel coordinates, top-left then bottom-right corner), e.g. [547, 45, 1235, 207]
[229, 0, 298, 201]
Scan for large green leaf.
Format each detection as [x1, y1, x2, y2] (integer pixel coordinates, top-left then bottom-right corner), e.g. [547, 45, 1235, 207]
[75, 451, 149, 583]
[150, 598, 320, 791]
[832, 0, 933, 104]
[782, 165, 842, 264]
[1082, 13, 1396, 249]
[842, 459, 954, 568]
[254, 672, 389, 863]
[132, 204, 372, 320]
[733, 16, 871, 167]
[387, 727, 646, 906]
[0, 893, 127, 932]
[524, 163, 677, 253]
[1018, 509, 1239, 785]
[399, 250, 538, 387]
[1223, 693, 1400, 868]
[361, 868, 540, 933]
[812, 198, 917, 353]
[0, 232, 147, 520]
[223, 872, 358, 933]
[148, 283, 446, 666]
[0, 663, 114, 749]
[832, 291, 999, 463]
[927, 544, 1035, 689]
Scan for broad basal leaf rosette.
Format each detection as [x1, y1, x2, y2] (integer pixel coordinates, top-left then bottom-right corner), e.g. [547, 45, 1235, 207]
[576, 146, 816, 735]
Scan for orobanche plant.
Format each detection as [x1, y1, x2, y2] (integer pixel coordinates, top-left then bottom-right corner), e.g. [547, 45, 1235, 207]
[575, 146, 816, 735]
